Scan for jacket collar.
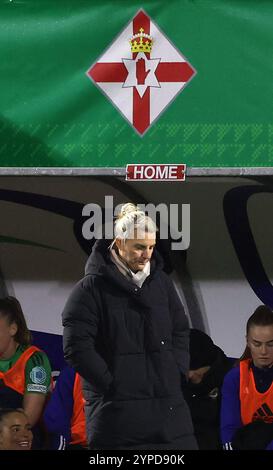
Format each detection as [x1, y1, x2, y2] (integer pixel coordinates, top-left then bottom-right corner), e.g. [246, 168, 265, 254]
[84, 238, 163, 297]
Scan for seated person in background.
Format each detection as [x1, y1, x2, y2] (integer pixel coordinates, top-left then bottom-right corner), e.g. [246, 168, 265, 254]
[43, 366, 87, 449]
[184, 328, 233, 449]
[0, 297, 52, 447]
[0, 408, 33, 450]
[221, 305, 273, 450]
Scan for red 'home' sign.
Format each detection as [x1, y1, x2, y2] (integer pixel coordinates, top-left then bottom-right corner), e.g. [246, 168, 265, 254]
[126, 164, 186, 181]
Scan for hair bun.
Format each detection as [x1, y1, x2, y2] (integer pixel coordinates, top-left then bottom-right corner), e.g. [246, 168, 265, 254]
[118, 203, 139, 219]
[114, 202, 156, 240]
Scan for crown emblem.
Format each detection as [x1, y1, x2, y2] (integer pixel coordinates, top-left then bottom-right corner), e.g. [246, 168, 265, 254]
[130, 27, 153, 54]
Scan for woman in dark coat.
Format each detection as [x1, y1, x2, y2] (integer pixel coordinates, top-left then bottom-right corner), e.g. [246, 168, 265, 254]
[62, 203, 197, 450]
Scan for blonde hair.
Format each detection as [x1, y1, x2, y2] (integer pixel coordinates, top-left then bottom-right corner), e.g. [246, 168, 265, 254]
[114, 203, 156, 240]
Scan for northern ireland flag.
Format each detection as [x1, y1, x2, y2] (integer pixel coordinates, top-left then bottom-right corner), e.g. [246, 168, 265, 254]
[87, 10, 196, 136]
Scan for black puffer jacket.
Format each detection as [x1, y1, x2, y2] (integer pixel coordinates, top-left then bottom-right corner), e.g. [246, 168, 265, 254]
[62, 239, 197, 450]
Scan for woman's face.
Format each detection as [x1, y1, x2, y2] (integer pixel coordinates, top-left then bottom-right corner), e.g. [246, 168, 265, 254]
[247, 324, 273, 368]
[115, 233, 156, 272]
[0, 314, 17, 358]
[0, 412, 33, 450]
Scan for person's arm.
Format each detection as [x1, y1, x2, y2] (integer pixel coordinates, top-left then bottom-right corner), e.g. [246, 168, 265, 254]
[220, 367, 242, 449]
[62, 277, 113, 393]
[23, 393, 47, 427]
[165, 275, 190, 378]
[24, 350, 52, 427]
[43, 367, 75, 447]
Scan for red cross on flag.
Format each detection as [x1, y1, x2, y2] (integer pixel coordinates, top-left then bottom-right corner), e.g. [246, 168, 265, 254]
[87, 10, 196, 136]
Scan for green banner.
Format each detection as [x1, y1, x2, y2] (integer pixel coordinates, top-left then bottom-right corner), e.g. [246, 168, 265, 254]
[1, 0, 272, 170]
